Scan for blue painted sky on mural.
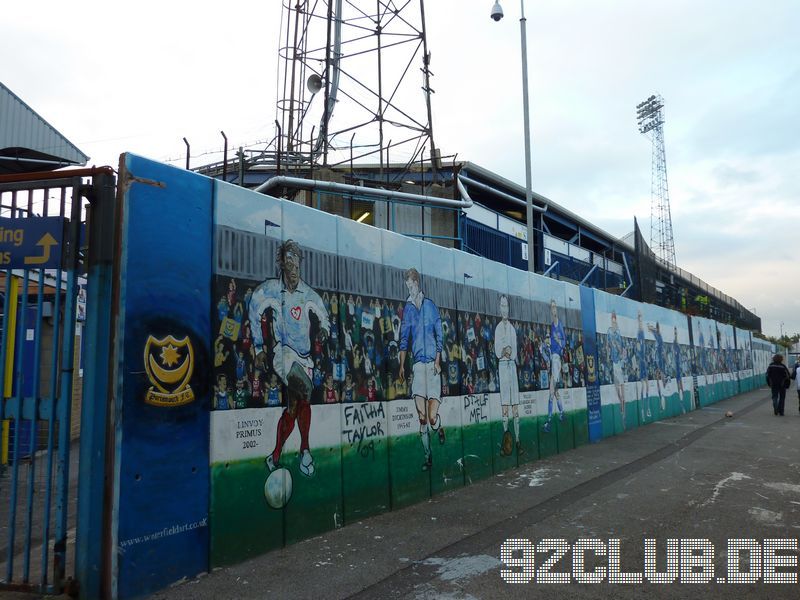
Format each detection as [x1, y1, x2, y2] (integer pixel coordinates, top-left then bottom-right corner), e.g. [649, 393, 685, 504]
[2, 0, 798, 338]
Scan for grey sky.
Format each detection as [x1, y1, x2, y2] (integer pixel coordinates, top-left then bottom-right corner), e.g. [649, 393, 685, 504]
[3, 0, 798, 338]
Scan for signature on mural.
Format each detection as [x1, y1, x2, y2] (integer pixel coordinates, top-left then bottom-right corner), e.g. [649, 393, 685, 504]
[143, 334, 196, 407]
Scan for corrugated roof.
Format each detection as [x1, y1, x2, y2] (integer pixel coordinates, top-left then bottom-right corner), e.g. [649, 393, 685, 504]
[0, 81, 88, 174]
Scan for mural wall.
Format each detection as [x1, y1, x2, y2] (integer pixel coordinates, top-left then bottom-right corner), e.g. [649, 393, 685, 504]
[207, 183, 595, 565]
[113, 155, 770, 596]
[690, 317, 739, 406]
[735, 327, 755, 393]
[592, 290, 694, 437]
[751, 336, 776, 388]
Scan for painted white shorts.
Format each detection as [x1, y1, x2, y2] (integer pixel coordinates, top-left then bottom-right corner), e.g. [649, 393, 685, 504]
[498, 360, 519, 406]
[412, 360, 441, 399]
[613, 361, 624, 385]
[550, 353, 562, 385]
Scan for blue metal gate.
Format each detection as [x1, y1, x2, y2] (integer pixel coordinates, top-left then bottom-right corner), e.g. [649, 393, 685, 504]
[0, 169, 116, 596]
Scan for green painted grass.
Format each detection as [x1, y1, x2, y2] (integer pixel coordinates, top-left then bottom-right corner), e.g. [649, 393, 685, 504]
[490, 420, 520, 474]
[342, 438, 390, 522]
[210, 407, 589, 566]
[517, 417, 541, 466]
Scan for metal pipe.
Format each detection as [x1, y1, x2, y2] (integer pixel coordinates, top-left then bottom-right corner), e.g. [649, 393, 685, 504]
[543, 260, 559, 278]
[622, 251, 633, 296]
[580, 264, 599, 286]
[457, 173, 547, 212]
[183, 137, 190, 169]
[255, 175, 472, 209]
[275, 120, 282, 177]
[0, 156, 76, 168]
[349, 132, 355, 181]
[0, 166, 114, 184]
[221, 131, 228, 182]
[456, 175, 471, 205]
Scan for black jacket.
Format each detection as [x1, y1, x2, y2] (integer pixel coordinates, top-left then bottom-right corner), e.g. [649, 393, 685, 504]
[766, 361, 790, 388]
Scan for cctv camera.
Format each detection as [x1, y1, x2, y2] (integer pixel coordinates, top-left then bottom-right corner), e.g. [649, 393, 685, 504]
[490, 1, 504, 21]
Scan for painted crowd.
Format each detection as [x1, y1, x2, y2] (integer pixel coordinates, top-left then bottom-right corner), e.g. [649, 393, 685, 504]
[212, 238, 765, 420]
[211, 273, 588, 411]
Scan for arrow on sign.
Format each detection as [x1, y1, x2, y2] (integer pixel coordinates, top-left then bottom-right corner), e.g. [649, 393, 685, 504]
[24, 233, 59, 266]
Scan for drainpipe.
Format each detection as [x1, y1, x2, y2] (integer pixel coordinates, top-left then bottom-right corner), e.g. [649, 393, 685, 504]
[255, 176, 472, 209]
[457, 173, 547, 212]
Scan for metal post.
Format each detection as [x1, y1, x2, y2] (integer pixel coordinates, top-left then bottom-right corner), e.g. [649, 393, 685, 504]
[75, 172, 117, 600]
[287, 2, 302, 154]
[23, 268, 46, 583]
[349, 133, 355, 181]
[40, 260, 62, 590]
[519, 0, 534, 272]
[183, 137, 190, 170]
[386, 140, 391, 186]
[238, 147, 245, 188]
[420, 146, 425, 196]
[309, 126, 316, 183]
[6, 271, 30, 582]
[53, 180, 83, 589]
[376, 0, 384, 184]
[419, 0, 438, 182]
[322, 0, 333, 165]
[221, 131, 228, 182]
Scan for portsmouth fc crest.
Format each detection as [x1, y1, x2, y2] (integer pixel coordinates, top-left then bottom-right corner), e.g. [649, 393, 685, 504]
[143, 334, 196, 407]
[586, 354, 596, 384]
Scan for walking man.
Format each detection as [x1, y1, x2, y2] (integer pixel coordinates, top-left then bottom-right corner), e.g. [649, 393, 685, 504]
[766, 353, 791, 416]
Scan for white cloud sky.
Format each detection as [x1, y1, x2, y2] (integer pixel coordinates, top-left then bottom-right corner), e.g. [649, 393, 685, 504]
[2, 0, 798, 338]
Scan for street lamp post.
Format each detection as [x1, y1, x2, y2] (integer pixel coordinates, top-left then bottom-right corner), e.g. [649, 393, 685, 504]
[492, 0, 535, 272]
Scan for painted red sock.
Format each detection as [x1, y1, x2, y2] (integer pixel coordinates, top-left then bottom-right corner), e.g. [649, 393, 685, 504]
[297, 399, 312, 452]
[272, 410, 295, 462]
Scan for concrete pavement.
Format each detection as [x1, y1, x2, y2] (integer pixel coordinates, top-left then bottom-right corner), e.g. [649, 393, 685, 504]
[149, 386, 800, 600]
[5, 387, 796, 599]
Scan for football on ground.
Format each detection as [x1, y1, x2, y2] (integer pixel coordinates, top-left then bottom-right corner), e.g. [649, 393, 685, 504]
[265, 467, 293, 509]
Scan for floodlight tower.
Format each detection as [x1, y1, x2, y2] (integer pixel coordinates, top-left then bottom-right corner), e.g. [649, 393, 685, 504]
[636, 94, 676, 269]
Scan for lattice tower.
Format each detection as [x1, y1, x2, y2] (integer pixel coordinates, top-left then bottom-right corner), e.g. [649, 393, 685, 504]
[269, 0, 440, 182]
[636, 94, 676, 268]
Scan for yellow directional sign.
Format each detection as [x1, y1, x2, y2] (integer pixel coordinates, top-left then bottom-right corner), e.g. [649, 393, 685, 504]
[0, 217, 65, 269]
[24, 233, 59, 265]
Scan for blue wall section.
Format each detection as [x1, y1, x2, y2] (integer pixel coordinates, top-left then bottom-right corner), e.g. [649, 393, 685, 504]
[114, 155, 212, 599]
[579, 286, 602, 442]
